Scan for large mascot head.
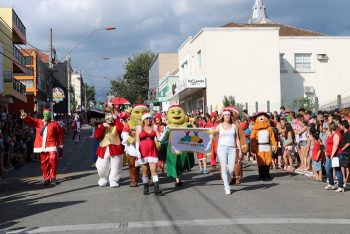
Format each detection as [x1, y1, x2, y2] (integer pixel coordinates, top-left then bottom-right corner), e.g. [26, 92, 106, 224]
[167, 105, 186, 127]
[129, 104, 149, 129]
[253, 112, 270, 130]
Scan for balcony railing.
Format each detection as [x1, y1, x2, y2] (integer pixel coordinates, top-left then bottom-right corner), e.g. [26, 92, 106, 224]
[12, 10, 26, 38]
[13, 77, 26, 95]
[13, 45, 26, 67]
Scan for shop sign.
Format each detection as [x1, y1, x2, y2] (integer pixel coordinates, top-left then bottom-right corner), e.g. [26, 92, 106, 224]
[186, 77, 206, 88]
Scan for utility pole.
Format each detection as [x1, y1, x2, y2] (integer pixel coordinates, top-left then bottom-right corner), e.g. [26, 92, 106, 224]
[84, 83, 87, 112]
[66, 56, 71, 115]
[48, 28, 54, 119]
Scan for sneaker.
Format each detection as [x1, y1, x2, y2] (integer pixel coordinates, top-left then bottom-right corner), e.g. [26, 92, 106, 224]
[203, 168, 209, 174]
[199, 168, 204, 174]
[335, 187, 345, 193]
[98, 178, 108, 187]
[324, 184, 335, 190]
[225, 188, 231, 195]
[50, 179, 60, 185]
[109, 181, 120, 188]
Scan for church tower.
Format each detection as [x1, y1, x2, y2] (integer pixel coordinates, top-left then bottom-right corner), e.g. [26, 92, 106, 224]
[248, 0, 271, 24]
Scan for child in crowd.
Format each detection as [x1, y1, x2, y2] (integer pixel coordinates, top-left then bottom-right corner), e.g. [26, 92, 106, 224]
[311, 131, 323, 181]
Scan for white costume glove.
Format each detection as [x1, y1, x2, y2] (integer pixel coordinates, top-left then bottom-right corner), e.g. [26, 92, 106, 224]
[103, 123, 109, 128]
[135, 141, 141, 158]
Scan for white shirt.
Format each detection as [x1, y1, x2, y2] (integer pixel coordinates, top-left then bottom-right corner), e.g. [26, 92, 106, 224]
[218, 123, 236, 147]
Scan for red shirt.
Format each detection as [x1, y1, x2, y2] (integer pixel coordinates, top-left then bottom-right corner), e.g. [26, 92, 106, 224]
[326, 131, 342, 157]
[312, 140, 322, 161]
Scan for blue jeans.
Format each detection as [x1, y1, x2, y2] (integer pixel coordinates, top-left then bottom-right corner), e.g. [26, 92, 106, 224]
[217, 145, 237, 190]
[325, 155, 344, 188]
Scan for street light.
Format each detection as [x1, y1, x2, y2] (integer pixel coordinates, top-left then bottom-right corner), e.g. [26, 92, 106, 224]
[48, 26, 116, 116]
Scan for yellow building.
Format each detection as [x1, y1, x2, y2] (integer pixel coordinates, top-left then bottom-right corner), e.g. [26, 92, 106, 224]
[0, 7, 28, 109]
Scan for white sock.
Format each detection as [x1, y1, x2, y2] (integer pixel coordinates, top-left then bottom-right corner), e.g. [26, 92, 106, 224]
[152, 175, 159, 182]
[142, 176, 149, 184]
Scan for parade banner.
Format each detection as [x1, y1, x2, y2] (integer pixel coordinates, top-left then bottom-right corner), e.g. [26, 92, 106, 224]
[169, 128, 215, 154]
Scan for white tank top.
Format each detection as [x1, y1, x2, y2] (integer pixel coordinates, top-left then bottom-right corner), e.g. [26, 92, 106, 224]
[218, 123, 236, 147]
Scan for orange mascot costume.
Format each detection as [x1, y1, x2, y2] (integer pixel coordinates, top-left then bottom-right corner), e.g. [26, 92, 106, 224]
[250, 112, 277, 180]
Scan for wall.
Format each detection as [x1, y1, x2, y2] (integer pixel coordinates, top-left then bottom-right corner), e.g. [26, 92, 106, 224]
[0, 14, 13, 96]
[178, 28, 281, 114]
[280, 37, 350, 108]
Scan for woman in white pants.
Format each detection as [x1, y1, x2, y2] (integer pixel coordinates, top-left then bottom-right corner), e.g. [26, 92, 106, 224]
[215, 109, 242, 195]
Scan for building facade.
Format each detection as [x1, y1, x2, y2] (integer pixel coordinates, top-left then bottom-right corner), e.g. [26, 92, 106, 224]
[157, 0, 350, 114]
[0, 7, 28, 110]
[71, 71, 83, 111]
[148, 53, 178, 111]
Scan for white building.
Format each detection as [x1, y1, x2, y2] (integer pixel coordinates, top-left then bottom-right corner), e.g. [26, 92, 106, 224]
[148, 53, 178, 111]
[71, 71, 83, 110]
[165, 0, 350, 114]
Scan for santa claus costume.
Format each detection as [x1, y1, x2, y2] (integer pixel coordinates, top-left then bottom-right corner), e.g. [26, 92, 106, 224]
[21, 108, 62, 186]
[94, 113, 124, 187]
[136, 112, 162, 195]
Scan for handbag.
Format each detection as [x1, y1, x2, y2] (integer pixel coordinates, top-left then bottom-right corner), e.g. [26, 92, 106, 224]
[331, 157, 340, 168]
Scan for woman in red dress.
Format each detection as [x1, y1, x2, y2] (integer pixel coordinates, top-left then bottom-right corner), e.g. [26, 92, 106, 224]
[136, 113, 162, 195]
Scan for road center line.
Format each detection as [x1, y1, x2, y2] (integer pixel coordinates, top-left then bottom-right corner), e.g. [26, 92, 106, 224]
[5, 218, 350, 233]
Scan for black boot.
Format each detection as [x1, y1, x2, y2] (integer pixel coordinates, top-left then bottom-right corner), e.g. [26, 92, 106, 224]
[258, 166, 263, 180]
[143, 183, 149, 195]
[153, 182, 163, 196]
[265, 166, 272, 180]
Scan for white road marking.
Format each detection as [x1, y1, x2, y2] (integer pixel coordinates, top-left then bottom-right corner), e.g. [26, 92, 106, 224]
[5, 218, 350, 233]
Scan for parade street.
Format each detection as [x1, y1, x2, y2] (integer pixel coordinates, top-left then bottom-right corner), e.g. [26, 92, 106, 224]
[1, 128, 350, 234]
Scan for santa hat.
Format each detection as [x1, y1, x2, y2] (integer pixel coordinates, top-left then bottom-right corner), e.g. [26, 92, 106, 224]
[168, 105, 181, 109]
[222, 108, 232, 116]
[154, 113, 162, 120]
[141, 112, 152, 121]
[210, 112, 217, 118]
[133, 104, 148, 110]
[43, 108, 52, 112]
[225, 106, 239, 114]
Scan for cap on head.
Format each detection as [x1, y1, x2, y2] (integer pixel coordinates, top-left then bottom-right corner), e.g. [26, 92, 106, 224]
[141, 112, 152, 122]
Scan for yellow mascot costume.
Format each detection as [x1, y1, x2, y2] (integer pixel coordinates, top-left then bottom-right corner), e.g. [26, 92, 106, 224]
[250, 112, 277, 180]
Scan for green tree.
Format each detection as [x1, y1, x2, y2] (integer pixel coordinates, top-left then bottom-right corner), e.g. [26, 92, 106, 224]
[222, 95, 236, 107]
[291, 97, 315, 112]
[110, 51, 155, 104]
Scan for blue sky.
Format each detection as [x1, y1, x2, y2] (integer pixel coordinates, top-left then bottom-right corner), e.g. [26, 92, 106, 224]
[1, 0, 349, 100]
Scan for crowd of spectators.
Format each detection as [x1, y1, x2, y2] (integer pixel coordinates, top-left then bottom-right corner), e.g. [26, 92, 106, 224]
[0, 110, 76, 181]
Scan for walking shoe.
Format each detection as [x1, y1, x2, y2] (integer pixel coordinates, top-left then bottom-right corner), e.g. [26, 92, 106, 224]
[335, 187, 345, 193]
[98, 178, 108, 187]
[175, 180, 183, 187]
[199, 168, 204, 174]
[143, 184, 149, 195]
[225, 188, 231, 195]
[109, 181, 120, 188]
[324, 184, 335, 190]
[203, 168, 209, 174]
[42, 180, 50, 186]
[50, 179, 60, 185]
[209, 166, 217, 172]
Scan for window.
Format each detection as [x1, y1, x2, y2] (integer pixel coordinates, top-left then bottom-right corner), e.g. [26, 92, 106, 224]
[280, 53, 286, 71]
[25, 56, 33, 65]
[181, 61, 188, 79]
[20, 79, 34, 88]
[197, 50, 202, 69]
[295, 53, 312, 71]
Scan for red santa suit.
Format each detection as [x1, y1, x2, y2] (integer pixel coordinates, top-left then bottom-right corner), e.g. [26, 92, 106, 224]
[23, 116, 62, 182]
[94, 116, 124, 187]
[205, 113, 219, 168]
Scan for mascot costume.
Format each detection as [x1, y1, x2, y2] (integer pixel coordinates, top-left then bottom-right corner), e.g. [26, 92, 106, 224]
[94, 112, 124, 187]
[250, 112, 277, 180]
[121, 104, 149, 187]
[161, 105, 194, 186]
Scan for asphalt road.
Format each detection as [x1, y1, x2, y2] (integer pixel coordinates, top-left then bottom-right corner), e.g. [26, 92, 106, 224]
[1, 127, 350, 234]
